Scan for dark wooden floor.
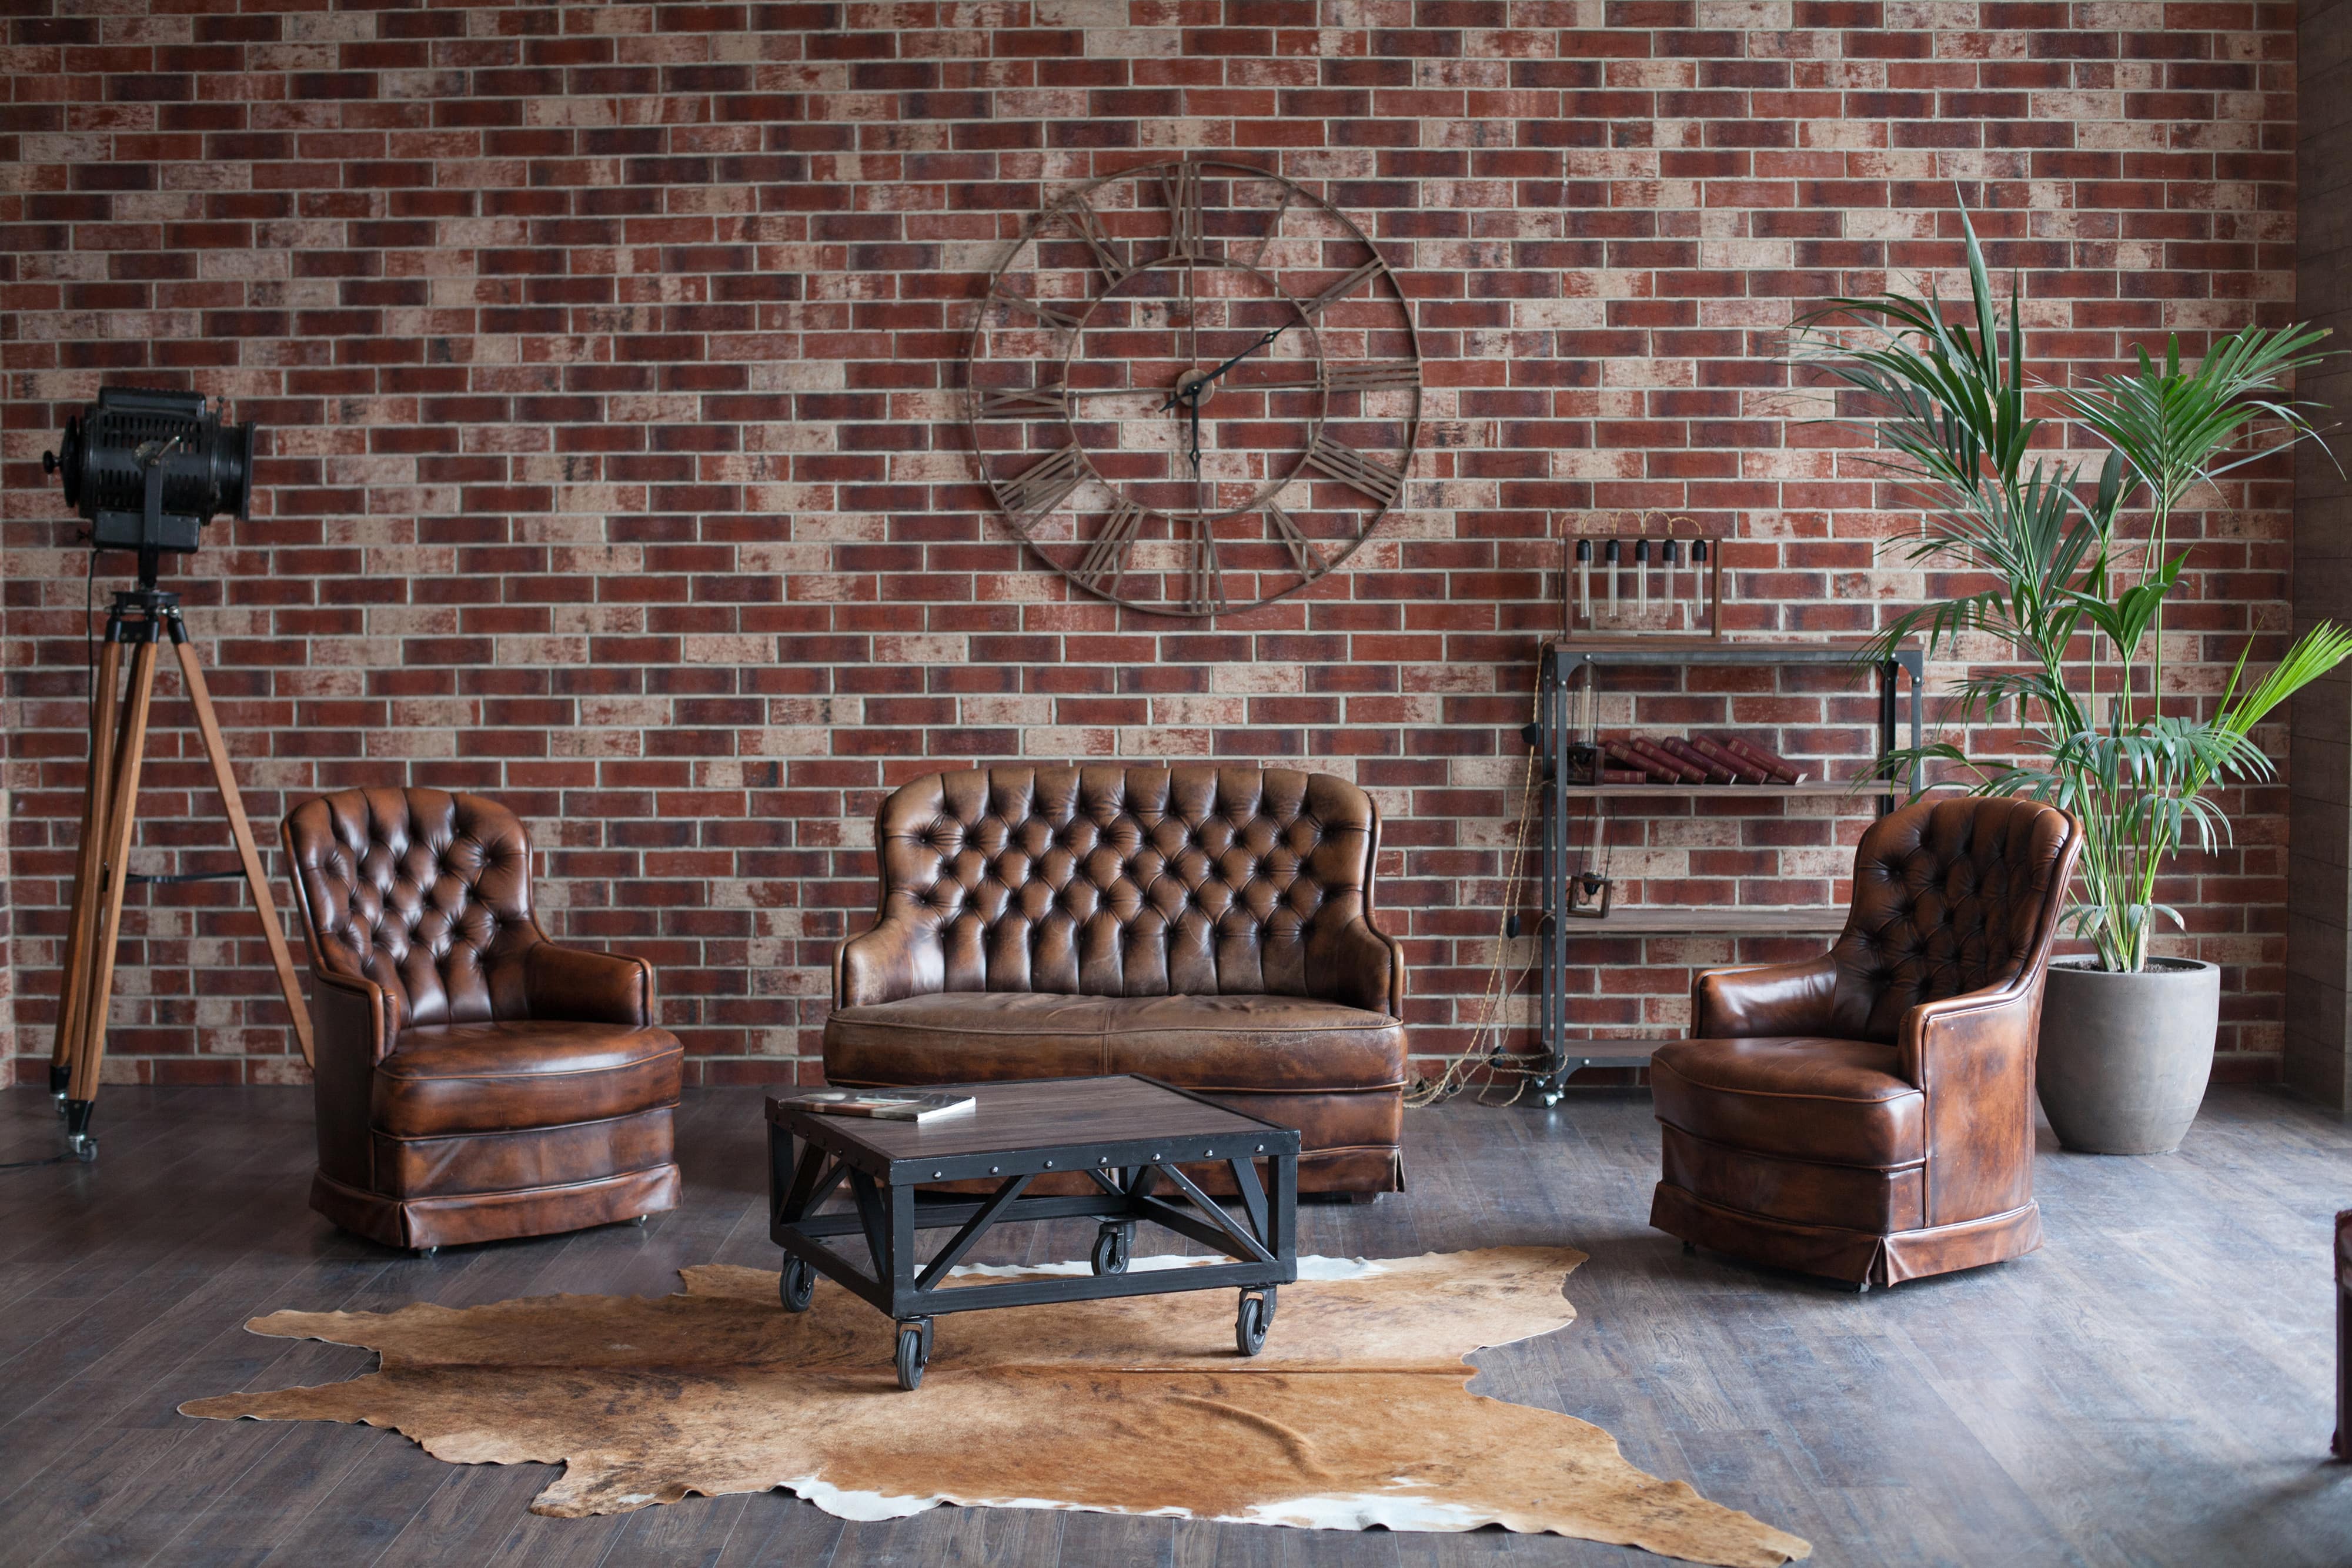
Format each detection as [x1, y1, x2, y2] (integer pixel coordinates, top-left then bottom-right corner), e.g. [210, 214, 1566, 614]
[0, 1084, 2347, 1567]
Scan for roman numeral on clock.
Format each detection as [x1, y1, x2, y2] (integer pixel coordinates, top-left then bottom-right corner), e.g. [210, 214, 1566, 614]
[1324, 359, 1419, 393]
[1303, 435, 1404, 505]
[1266, 503, 1328, 578]
[978, 386, 1069, 418]
[1299, 258, 1385, 319]
[1058, 197, 1131, 282]
[1184, 514, 1224, 614]
[995, 443, 1087, 521]
[1165, 162, 1207, 260]
[993, 290, 1082, 331]
[1071, 500, 1146, 594]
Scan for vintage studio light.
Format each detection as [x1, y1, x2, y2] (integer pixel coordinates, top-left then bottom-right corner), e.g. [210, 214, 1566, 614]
[39, 385, 310, 1163]
[45, 385, 256, 587]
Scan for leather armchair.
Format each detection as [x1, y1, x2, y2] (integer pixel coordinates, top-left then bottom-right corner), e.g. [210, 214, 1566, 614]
[1650, 796, 2081, 1289]
[2336, 1209, 2350, 1459]
[823, 766, 1408, 1195]
[283, 788, 683, 1251]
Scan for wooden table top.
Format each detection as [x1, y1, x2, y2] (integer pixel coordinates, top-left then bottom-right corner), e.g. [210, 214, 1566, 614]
[764, 1074, 1294, 1164]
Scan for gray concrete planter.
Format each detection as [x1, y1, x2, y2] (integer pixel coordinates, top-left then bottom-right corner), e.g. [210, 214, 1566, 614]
[2035, 957, 2221, 1155]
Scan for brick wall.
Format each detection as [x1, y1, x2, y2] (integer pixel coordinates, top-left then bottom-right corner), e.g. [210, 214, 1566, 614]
[0, 2, 2301, 1089]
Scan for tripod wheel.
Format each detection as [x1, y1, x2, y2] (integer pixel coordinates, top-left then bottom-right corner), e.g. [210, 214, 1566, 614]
[64, 1102, 95, 1164]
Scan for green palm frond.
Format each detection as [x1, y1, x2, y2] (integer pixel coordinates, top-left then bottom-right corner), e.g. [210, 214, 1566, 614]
[2060, 325, 2337, 516]
[1798, 199, 2344, 970]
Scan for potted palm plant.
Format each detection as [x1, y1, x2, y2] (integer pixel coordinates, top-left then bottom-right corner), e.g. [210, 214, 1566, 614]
[1797, 210, 2348, 1154]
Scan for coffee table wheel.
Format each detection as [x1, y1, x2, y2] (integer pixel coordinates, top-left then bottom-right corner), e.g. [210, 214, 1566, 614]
[895, 1317, 933, 1391]
[1091, 1222, 1134, 1276]
[779, 1258, 816, 1313]
[1236, 1288, 1275, 1357]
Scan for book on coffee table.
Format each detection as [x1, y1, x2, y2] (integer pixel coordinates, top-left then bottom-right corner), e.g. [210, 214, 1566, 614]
[779, 1089, 976, 1122]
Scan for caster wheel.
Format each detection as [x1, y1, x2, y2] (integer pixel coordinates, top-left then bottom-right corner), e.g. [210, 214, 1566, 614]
[631, 1214, 649, 1228]
[70, 1138, 97, 1164]
[779, 1258, 816, 1313]
[1681, 1241, 1696, 1256]
[1090, 1223, 1133, 1276]
[1235, 1290, 1273, 1357]
[416, 1245, 439, 1259]
[894, 1319, 933, 1390]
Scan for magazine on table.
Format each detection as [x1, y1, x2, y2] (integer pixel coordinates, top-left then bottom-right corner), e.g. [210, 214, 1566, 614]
[781, 1089, 976, 1122]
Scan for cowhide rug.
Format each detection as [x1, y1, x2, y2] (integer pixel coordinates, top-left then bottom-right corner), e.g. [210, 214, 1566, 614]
[182, 1247, 1809, 1566]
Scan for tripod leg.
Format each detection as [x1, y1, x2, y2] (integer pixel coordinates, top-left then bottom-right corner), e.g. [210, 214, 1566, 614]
[52, 637, 128, 1109]
[172, 636, 314, 1068]
[65, 637, 161, 1155]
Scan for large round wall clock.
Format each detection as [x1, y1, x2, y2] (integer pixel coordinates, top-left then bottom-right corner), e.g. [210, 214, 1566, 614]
[965, 159, 1421, 617]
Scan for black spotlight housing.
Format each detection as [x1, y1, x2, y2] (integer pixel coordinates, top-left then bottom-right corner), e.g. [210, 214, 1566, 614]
[44, 386, 256, 585]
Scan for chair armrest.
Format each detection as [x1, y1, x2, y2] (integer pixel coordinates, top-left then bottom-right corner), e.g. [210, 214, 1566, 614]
[1691, 953, 1838, 1038]
[1897, 978, 2043, 1226]
[836, 918, 940, 1009]
[308, 968, 395, 1190]
[1327, 916, 1405, 1018]
[1896, 978, 2035, 1092]
[525, 943, 654, 1028]
[312, 967, 396, 1062]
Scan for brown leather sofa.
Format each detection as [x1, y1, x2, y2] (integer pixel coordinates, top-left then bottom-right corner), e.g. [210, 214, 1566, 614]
[823, 766, 1408, 1195]
[283, 788, 683, 1251]
[1650, 796, 2080, 1289]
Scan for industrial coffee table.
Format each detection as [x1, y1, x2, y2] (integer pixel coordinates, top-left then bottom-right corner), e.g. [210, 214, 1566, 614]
[766, 1074, 1300, 1389]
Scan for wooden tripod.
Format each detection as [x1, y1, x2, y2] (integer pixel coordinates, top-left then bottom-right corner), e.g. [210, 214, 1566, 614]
[48, 587, 313, 1160]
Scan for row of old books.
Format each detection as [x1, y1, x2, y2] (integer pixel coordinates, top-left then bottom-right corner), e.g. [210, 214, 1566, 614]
[1593, 734, 1810, 785]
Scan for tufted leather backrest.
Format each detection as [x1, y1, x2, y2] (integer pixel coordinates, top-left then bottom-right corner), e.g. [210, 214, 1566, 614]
[283, 787, 544, 1032]
[1827, 795, 2077, 1044]
[868, 766, 1381, 1001]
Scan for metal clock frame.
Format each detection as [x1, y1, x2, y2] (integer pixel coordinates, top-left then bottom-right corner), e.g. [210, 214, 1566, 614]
[964, 158, 1422, 618]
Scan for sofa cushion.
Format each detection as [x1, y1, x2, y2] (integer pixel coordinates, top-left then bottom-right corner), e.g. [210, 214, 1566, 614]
[1652, 1035, 1924, 1169]
[373, 1021, 683, 1138]
[823, 991, 1406, 1092]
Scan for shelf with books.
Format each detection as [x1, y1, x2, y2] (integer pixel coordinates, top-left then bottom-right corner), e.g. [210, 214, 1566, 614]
[1529, 636, 1922, 1103]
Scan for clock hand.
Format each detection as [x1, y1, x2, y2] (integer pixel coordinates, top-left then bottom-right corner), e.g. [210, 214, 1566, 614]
[1159, 321, 1294, 410]
[1200, 320, 1294, 385]
[1187, 386, 1201, 474]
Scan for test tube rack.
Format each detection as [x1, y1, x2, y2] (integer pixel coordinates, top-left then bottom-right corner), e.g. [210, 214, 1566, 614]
[1557, 513, 1726, 640]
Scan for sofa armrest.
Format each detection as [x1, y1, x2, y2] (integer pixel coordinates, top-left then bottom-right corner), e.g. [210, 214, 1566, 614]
[1691, 953, 1838, 1039]
[1899, 978, 2040, 1226]
[524, 943, 654, 1028]
[1327, 916, 1404, 1018]
[836, 917, 940, 1009]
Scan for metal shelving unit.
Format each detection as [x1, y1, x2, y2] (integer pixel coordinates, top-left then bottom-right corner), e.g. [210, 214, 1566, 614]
[1532, 637, 1924, 1102]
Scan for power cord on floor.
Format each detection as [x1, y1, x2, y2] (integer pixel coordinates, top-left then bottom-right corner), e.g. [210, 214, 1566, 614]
[0, 1154, 76, 1171]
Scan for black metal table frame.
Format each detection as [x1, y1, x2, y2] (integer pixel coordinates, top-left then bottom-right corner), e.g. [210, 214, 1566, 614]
[1534, 641, 1926, 1100]
[767, 1079, 1300, 1387]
